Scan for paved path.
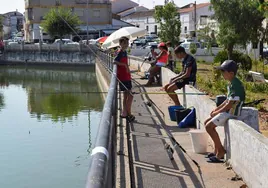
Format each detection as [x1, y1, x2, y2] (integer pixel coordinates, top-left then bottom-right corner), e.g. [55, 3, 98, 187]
[116, 70, 246, 188]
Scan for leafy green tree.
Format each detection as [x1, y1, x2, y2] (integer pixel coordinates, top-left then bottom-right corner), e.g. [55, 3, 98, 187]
[41, 8, 81, 40]
[154, 1, 181, 45]
[211, 0, 265, 59]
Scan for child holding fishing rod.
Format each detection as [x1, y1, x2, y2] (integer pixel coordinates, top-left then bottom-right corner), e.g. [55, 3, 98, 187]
[163, 46, 197, 106]
[113, 36, 135, 122]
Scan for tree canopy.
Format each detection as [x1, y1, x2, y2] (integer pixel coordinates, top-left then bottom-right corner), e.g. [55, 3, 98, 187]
[211, 0, 265, 59]
[41, 8, 81, 40]
[154, 1, 181, 45]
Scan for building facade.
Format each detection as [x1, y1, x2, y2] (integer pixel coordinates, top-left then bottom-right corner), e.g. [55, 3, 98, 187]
[121, 10, 159, 35]
[121, 3, 216, 41]
[24, 0, 112, 42]
[1, 11, 23, 39]
[179, 3, 215, 39]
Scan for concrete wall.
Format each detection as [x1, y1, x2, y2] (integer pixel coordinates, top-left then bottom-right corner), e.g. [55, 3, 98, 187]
[1, 43, 97, 64]
[226, 120, 268, 188]
[2, 51, 95, 64]
[129, 56, 268, 188]
[95, 58, 111, 100]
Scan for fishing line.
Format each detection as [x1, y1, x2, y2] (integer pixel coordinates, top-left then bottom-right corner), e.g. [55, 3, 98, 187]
[29, 91, 208, 95]
[55, 9, 132, 93]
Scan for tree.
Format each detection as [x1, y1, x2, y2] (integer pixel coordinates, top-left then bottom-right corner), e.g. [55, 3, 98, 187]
[154, 1, 181, 45]
[259, 0, 268, 43]
[41, 8, 81, 41]
[197, 23, 217, 55]
[211, 0, 265, 59]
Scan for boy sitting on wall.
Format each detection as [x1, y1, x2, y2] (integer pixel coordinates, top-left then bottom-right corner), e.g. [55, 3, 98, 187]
[205, 60, 245, 163]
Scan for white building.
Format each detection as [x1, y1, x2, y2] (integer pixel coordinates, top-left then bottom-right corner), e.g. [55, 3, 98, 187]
[179, 3, 214, 39]
[121, 2, 215, 39]
[121, 10, 159, 35]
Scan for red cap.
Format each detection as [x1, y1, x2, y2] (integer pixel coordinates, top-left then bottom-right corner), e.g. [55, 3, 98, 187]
[158, 42, 166, 47]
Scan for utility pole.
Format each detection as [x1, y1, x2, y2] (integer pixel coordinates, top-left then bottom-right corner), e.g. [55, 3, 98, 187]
[194, 1, 197, 41]
[86, 0, 89, 44]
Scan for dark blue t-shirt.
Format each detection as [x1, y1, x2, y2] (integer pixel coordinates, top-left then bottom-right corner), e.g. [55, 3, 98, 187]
[182, 54, 197, 82]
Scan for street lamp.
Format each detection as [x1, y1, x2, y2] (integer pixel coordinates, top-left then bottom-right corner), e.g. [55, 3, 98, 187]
[86, 0, 89, 44]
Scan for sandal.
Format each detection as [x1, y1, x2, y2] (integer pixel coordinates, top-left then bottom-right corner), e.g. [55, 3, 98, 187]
[205, 153, 216, 158]
[207, 156, 224, 163]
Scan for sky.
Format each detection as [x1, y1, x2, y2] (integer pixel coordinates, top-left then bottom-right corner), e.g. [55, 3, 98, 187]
[0, 0, 210, 14]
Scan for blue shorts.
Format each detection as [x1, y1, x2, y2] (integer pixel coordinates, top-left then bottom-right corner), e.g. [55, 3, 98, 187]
[119, 80, 132, 91]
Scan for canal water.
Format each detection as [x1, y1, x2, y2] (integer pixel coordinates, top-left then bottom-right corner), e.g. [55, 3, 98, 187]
[0, 66, 103, 188]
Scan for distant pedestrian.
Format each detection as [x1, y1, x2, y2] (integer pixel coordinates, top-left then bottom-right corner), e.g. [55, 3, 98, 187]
[205, 60, 245, 163]
[166, 41, 175, 71]
[163, 46, 197, 105]
[113, 36, 135, 122]
[145, 42, 168, 86]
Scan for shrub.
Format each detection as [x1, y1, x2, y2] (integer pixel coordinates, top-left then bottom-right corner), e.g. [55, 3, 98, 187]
[214, 50, 252, 71]
[190, 43, 197, 55]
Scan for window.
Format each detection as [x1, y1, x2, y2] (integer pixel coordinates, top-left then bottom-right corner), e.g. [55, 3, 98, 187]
[93, 10, 100, 18]
[154, 25, 157, 34]
[184, 26, 187, 33]
[200, 16, 208, 25]
[146, 26, 149, 31]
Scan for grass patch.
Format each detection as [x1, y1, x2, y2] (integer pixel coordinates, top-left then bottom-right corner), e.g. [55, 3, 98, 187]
[174, 61, 268, 111]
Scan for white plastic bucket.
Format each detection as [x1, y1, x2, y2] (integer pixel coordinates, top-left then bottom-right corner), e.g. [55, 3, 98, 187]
[189, 130, 208, 154]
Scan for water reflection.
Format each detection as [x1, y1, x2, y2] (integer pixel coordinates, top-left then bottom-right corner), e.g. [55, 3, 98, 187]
[0, 66, 103, 188]
[0, 75, 9, 110]
[0, 66, 103, 122]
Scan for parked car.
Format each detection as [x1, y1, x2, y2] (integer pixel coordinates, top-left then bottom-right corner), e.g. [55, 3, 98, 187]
[143, 42, 159, 49]
[54, 39, 79, 45]
[263, 47, 268, 59]
[180, 42, 201, 49]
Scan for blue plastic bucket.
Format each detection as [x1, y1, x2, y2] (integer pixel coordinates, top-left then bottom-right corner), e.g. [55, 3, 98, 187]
[168, 105, 184, 121]
[178, 108, 196, 128]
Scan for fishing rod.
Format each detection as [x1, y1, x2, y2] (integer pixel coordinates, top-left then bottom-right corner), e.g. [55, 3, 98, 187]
[243, 99, 265, 106]
[144, 96, 200, 168]
[55, 10, 132, 94]
[30, 91, 208, 95]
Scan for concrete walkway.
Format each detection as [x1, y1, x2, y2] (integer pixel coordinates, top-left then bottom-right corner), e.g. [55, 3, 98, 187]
[116, 70, 246, 188]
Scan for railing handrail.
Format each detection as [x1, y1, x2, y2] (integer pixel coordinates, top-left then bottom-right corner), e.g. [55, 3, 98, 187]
[86, 50, 117, 188]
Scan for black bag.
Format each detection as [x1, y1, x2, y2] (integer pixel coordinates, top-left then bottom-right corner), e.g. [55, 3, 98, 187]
[175, 108, 192, 125]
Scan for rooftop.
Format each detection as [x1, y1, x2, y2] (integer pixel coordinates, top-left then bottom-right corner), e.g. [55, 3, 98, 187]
[179, 3, 211, 13]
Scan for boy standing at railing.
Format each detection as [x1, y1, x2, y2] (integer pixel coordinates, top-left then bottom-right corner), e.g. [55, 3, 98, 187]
[205, 60, 245, 163]
[113, 36, 135, 122]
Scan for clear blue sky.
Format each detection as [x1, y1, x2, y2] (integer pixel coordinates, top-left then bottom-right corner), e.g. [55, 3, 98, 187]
[0, 0, 210, 14]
